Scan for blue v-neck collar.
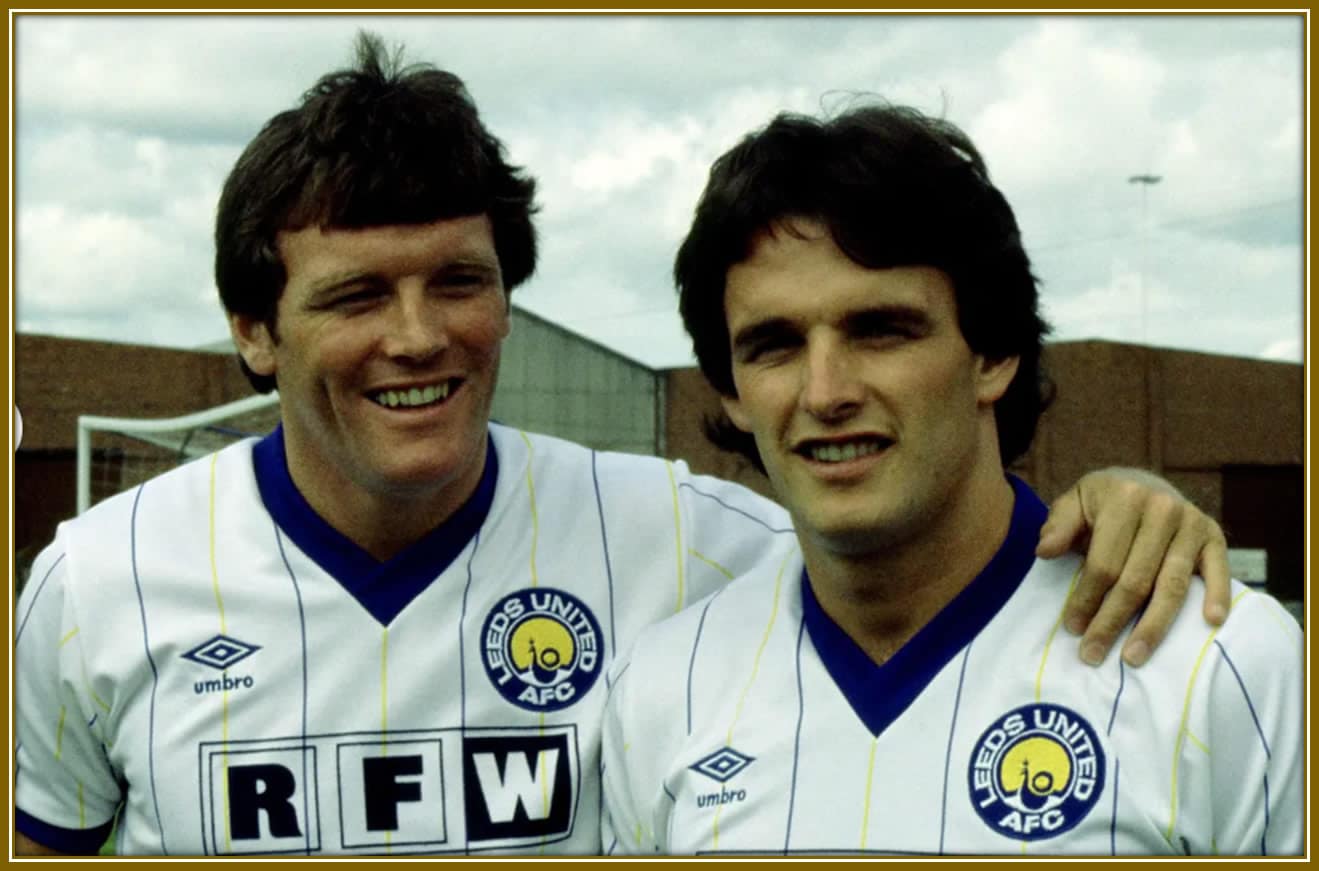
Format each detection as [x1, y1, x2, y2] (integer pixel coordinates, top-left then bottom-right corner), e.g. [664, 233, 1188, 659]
[252, 425, 498, 625]
[801, 475, 1047, 737]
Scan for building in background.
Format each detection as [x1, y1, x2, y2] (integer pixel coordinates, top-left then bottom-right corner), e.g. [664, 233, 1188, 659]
[14, 328, 1303, 609]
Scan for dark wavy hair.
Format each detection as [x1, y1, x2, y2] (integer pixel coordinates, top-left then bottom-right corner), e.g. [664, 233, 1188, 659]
[675, 102, 1052, 469]
[214, 31, 539, 392]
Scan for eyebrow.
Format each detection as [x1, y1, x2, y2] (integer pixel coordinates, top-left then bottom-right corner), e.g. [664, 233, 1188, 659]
[305, 254, 502, 298]
[731, 302, 933, 347]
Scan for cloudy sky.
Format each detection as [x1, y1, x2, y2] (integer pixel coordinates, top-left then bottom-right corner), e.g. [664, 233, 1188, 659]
[13, 13, 1305, 369]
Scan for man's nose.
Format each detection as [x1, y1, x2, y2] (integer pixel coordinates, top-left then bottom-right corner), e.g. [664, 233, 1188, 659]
[800, 336, 863, 421]
[383, 290, 448, 362]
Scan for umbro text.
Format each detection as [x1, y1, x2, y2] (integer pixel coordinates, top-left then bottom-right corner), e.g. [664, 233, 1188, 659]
[195, 674, 255, 695]
[696, 787, 747, 808]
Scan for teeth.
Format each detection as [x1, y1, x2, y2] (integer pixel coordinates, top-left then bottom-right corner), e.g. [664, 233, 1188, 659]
[373, 382, 451, 409]
[809, 441, 884, 463]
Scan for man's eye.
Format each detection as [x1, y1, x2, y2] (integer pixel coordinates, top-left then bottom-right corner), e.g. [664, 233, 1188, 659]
[331, 289, 380, 308]
[853, 316, 919, 343]
[437, 272, 497, 295]
[741, 336, 798, 363]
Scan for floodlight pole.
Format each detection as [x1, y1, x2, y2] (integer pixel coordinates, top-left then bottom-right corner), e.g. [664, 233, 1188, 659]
[1128, 174, 1162, 346]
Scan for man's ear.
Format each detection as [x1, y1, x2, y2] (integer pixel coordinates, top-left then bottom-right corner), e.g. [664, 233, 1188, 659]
[719, 394, 753, 433]
[976, 355, 1019, 406]
[229, 313, 277, 379]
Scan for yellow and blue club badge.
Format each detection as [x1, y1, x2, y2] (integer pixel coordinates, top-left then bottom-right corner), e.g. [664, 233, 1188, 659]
[968, 703, 1106, 841]
[481, 588, 603, 712]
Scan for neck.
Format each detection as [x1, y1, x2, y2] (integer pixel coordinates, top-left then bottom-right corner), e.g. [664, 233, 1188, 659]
[285, 437, 489, 563]
[801, 461, 1016, 667]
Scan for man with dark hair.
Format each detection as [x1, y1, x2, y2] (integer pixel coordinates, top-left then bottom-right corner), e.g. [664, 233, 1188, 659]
[601, 104, 1302, 855]
[17, 36, 1233, 856]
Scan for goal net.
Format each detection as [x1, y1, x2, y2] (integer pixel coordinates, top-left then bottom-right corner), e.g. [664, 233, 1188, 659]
[76, 392, 281, 514]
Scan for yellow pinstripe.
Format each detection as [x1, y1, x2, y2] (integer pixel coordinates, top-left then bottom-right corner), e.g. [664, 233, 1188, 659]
[1260, 597, 1301, 641]
[518, 431, 548, 853]
[859, 737, 880, 850]
[59, 627, 79, 647]
[78, 783, 85, 828]
[380, 629, 391, 735]
[689, 549, 735, 581]
[1035, 565, 1082, 701]
[517, 431, 541, 588]
[1018, 565, 1084, 855]
[664, 462, 685, 612]
[55, 706, 67, 759]
[85, 683, 111, 715]
[710, 549, 791, 849]
[1165, 587, 1252, 843]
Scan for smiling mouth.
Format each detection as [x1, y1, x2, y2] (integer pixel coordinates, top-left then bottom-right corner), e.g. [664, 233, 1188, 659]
[370, 380, 457, 409]
[797, 438, 892, 464]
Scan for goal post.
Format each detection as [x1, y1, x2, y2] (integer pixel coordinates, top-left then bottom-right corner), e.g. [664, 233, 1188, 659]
[76, 392, 281, 515]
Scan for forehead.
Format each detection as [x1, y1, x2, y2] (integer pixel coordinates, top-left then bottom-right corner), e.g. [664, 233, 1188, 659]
[276, 214, 498, 285]
[724, 221, 956, 329]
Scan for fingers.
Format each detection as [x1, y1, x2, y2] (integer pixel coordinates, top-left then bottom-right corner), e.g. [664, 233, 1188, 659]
[1046, 469, 1232, 669]
[1084, 497, 1230, 668]
[1036, 488, 1087, 559]
[1059, 482, 1142, 642]
[1113, 552, 1193, 667]
[1079, 497, 1181, 665]
[1197, 523, 1231, 625]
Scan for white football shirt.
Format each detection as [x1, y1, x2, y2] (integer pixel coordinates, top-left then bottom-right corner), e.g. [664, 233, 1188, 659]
[15, 423, 796, 855]
[602, 477, 1303, 855]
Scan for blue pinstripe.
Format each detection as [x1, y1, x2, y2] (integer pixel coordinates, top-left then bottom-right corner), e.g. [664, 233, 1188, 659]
[938, 647, 971, 855]
[1214, 641, 1271, 758]
[1107, 659, 1127, 735]
[15, 552, 65, 647]
[272, 524, 312, 856]
[678, 483, 793, 534]
[662, 785, 678, 851]
[783, 616, 807, 855]
[1110, 761, 1121, 855]
[458, 529, 481, 856]
[591, 446, 620, 861]
[1107, 659, 1126, 856]
[685, 594, 721, 736]
[1214, 640, 1272, 854]
[128, 484, 167, 854]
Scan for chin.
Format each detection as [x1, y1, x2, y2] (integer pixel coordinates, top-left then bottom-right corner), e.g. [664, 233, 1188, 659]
[806, 505, 919, 555]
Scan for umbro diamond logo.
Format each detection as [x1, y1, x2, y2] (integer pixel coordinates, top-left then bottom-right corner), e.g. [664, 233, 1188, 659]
[689, 747, 754, 783]
[182, 634, 262, 670]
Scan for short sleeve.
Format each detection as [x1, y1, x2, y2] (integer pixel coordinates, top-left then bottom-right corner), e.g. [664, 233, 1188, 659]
[14, 539, 122, 852]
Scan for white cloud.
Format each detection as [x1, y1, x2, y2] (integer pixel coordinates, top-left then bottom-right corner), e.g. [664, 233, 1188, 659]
[1259, 335, 1302, 362]
[11, 13, 1304, 370]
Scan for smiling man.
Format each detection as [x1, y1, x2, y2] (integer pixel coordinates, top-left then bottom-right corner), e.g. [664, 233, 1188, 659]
[15, 36, 1237, 856]
[600, 104, 1302, 855]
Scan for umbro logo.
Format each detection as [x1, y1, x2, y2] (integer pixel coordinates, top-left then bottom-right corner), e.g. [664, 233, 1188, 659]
[689, 747, 754, 783]
[182, 634, 262, 670]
